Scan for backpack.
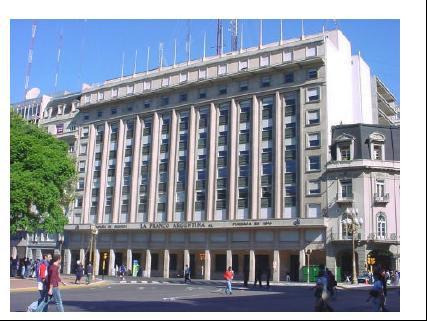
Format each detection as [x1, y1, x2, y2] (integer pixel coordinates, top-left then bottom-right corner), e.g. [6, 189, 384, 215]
[38, 262, 48, 280]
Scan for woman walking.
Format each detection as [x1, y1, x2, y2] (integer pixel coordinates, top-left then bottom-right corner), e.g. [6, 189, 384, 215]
[224, 266, 234, 295]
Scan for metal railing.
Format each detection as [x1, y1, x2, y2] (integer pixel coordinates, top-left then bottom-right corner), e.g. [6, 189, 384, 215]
[374, 193, 390, 203]
[336, 193, 354, 202]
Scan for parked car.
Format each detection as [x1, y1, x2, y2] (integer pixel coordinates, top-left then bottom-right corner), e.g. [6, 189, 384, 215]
[357, 272, 371, 284]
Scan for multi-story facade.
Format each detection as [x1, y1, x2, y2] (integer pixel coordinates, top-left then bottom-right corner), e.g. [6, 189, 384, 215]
[11, 29, 400, 282]
[325, 123, 400, 280]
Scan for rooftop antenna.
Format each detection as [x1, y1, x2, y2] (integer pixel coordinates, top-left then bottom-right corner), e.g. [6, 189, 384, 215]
[159, 42, 164, 70]
[24, 20, 37, 99]
[133, 49, 138, 76]
[230, 19, 238, 52]
[146, 46, 150, 74]
[78, 19, 87, 85]
[203, 32, 206, 60]
[216, 19, 223, 55]
[54, 27, 63, 92]
[121, 52, 125, 79]
[186, 20, 191, 64]
[173, 39, 177, 66]
[301, 19, 305, 40]
[240, 22, 244, 53]
[280, 20, 283, 45]
[259, 19, 263, 49]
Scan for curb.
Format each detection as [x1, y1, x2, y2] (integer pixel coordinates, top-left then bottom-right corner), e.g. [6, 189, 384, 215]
[10, 280, 110, 293]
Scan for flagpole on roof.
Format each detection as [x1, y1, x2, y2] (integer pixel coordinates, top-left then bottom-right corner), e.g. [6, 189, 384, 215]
[121, 52, 125, 80]
[203, 32, 206, 61]
[173, 39, 177, 67]
[133, 49, 138, 76]
[146, 46, 150, 74]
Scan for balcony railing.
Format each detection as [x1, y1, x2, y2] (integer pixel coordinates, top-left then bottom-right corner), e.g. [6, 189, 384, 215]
[336, 193, 354, 203]
[330, 233, 362, 241]
[367, 233, 399, 242]
[374, 193, 390, 204]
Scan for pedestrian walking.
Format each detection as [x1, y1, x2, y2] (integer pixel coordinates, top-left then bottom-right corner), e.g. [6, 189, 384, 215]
[184, 265, 191, 283]
[20, 258, 26, 279]
[379, 269, 389, 311]
[265, 267, 271, 289]
[366, 271, 385, 312]
[45, 254, 67, 312]
[85, 263, 93, 285]
[224, 266, 234, 295]
[36, 255, 50, 312]
[326, 268, 337, 299]
[313, 267, 333, 312]
[74, 261, 84, 284]
[285, 272, 291, 282]
[119, 264, 126, 280]
[254, 267, 262, 287]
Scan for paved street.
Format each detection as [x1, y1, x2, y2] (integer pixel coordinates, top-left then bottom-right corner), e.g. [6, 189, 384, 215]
[10, 280, 400, 312]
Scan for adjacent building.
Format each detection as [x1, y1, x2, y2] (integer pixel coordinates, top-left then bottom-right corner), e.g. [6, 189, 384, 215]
[11, 29, 400, 281]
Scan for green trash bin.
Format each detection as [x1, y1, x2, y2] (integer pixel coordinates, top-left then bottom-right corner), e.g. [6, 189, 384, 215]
[302, 265, 320, 282]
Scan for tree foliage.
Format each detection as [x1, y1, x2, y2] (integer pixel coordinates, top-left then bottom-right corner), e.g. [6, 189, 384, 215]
[10, 110, 77, 235]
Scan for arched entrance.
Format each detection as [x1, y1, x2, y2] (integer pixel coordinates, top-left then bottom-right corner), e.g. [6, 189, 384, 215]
[368, 250, 393, 271]
[336, 250, 359, 282]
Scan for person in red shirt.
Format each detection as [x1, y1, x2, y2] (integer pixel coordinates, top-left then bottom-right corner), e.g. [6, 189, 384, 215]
[224, 266, 234, 295]
[47, 254, 67, 312]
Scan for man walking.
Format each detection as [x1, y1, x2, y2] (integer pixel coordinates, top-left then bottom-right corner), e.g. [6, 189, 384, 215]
[86, 263, 93, 285]
[224, 266, 234, 295]
[36, 254, 50, 312]
[74, 260, 84, 284]
[184, 265, 191, 284]
[46, 254, 67, 312]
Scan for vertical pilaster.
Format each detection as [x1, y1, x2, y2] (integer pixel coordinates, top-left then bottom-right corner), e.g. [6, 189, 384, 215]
[108, 249, 115, 276]
[145, 249, 151, 278]
[249, 250, 255, 282]
[167, 110, 178, 222]
[183, 249, 190, 270]
[228, 99, 238, 221]
[82, 124, 96, 223]
[79, 248, 86, 267]
[64, 249, 71, 274]
[226, 250, 233, 270]
[126, 249, 132, 271]
[129, 116, 142, 223]
[206, 103, 217, 221]
[273, 250, 280, 283]
[94, 249, 100, 276]
[299, 249, 306, 282]
[204, 250, 211, 280]
[274, 91, 283, 219]
[251, 95, 260, 219]
[112, 119, 125, 223]
[186, 106, 197, 222]
[97, 122, 110, 223]
[298, 88, 305, 218]
[148, 113, 160, 223]
[163, 249, 170, 278]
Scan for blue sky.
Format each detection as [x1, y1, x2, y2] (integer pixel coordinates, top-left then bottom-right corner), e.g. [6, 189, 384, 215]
[10, 19, 399, 103]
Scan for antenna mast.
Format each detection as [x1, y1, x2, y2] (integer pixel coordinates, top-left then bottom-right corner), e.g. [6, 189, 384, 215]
[54, 28, 63, 92]
[230, 19, 238, 52]
[216, 19, 223, 55]
[24, 20, 37, 99]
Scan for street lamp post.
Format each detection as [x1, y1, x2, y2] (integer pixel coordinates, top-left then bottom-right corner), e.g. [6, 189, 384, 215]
[90, 225, 98, 281]
[342, 208, 364, 285]
[306, 249, 312, 284]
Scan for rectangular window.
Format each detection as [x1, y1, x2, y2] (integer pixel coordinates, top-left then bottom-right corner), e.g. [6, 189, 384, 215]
[239, 60, 248, 71]
[179, 73, 188, 83]
[373, 145, 383, 160]
[218, 64, 227, 76]
[162, 77, 170, 87]
[111, 107, 117, 115]
[307, 69, 318, 80]
[284, 72, 294, 84]
[81, 127, 89, 138]
[307, 204, 321, 218]
[238, 177, 249, 187]
[80, 144, 87, 155]
[261, 76, 271, 88]
[260, 55, 269, 67]
[97, 111, 103, 118]
[218, 85, 227, 95]
[262, 107, 272, 120]
[111, 87, 118, 98]
[199, 115, 208, 128]
[308, 180, 321, 195]
[143, 81, 151, 90]
[239, 80, 249, 91]
[75, 197, 83, 208]
[341, 180, 353, 198]
[376, 180, 385, 197]
[285, 173, 296, 184]
[144, 100, 151, 109]
[199, 88, 207, 99]
[285, 196, 296, 207]
[217, 178, 227, 189]
[308, 155, 321, 171]
[308, 133, 321, 148]
[56, 124, 64, 134]
[127, 84, 134, 95]
[307, 46, 317, 57]
[340, 145, 351, 161]
[98, 91, 104, 101]
[79, 161, 86, 173]
[285, 149, 296, 160]
[285, 127, 296, 139]
[84, 94, 90, 104]
[215, 254, 226, 272]
[157, 203, 166, 212]
[283, 50, 293, 62]
[307, 87, 320, 102]
[161, 97, 169, 106]
[307, 110, 320, 125]
[179, 93, 188, 102]
[199, 69, 207, 80]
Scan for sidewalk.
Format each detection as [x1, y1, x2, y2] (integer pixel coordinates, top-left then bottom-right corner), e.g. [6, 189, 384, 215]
[10, 276, 108, 293]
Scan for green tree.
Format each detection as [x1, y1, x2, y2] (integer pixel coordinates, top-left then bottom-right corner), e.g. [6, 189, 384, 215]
[10, 110, 77, 235]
